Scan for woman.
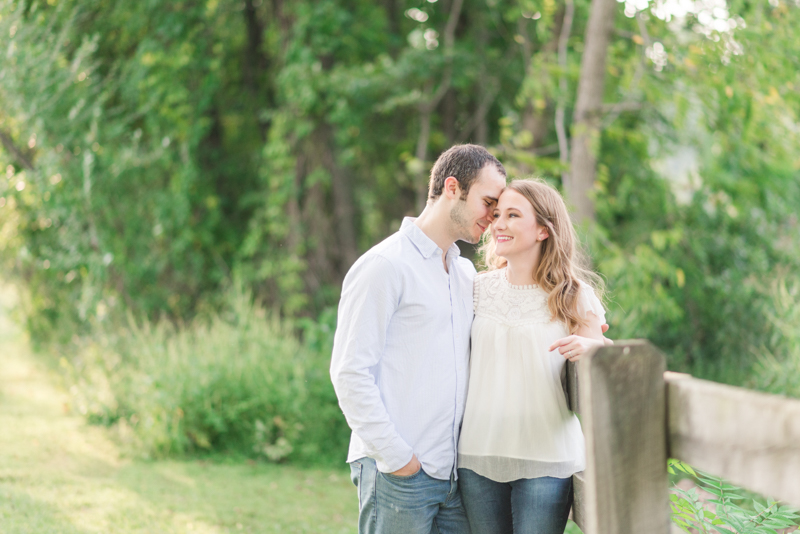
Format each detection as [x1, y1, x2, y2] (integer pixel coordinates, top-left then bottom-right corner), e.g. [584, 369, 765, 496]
[457, 179, 606, 534]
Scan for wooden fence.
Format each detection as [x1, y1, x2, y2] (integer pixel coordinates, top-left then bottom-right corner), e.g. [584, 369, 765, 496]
[565, 340, 800, 534]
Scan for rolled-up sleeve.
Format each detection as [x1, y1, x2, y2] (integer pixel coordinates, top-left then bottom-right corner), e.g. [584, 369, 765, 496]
[330, 254, 414, 473]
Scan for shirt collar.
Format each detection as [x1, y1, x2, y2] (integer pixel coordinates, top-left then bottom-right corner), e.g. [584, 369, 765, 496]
[400, 217, 462, 260]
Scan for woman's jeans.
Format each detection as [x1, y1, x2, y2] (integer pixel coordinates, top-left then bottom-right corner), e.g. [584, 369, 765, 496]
[350, 457, 471, 534]
[458, 468, 573, 534]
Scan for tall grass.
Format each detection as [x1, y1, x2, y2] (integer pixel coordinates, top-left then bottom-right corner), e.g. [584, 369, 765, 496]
[60, 288, 350, 464]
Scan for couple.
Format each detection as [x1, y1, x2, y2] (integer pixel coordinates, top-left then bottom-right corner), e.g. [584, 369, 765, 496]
[330, 144, 609, 534]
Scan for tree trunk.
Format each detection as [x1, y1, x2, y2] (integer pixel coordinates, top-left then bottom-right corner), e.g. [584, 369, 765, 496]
[518, 10, 563, 165]
[568, 0, 617, 225]
[243, 0, 272, 139]
[475, 15, 489, 145]
[319, 125, 359, 276]
[286, 153, 305, 256]
[243, 0, 265, 94]
[302, 180, 334, 294]
[523, 103, 551, 150]
[415, 107, 433, 212]
[442, 88, 457, 144]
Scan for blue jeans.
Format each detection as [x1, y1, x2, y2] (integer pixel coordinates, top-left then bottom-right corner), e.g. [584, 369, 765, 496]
[349, 457, 471, 534]
[457, 468, 572, 534]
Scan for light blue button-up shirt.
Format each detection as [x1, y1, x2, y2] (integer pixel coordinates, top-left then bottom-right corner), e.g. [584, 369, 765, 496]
[330, 218, 475, 480]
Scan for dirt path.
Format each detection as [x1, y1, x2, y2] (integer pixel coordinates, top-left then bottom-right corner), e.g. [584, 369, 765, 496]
[0, 289, 356, 534]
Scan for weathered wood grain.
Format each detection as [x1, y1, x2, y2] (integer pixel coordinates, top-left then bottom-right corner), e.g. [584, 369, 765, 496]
[566, 360, 580, 414]
[666, 372, 800, 507]
[572, 470, 587, 531]
[579, 340, 671, 534]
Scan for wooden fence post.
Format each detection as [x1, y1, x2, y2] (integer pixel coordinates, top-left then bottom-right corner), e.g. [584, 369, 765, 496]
[578, 340, 670, 534]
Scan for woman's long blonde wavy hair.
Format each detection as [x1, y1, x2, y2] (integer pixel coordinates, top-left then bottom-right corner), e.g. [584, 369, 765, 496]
[478, 179, 604, 334]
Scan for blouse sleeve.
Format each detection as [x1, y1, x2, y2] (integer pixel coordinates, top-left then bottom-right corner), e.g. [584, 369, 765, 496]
[576, 281, 606, 325]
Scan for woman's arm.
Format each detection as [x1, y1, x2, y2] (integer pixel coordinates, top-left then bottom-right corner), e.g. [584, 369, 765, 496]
[576, 310, 605, 341]
[548, 311, 605, 362]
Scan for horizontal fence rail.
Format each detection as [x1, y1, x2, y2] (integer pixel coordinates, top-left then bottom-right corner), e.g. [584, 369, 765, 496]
[566, 340, 800, 534]
[665, 371, 800, 506]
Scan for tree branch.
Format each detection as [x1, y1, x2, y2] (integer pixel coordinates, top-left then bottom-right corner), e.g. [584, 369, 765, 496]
[0, 130, 35, 171]
[600, 11, 650, 128]
[414, 0, 464, 210]
[602, 101, 643, 113]
[455, 80, 500, 144]
[555, 0, 576, 184]
[419, 0, 464, 114]
[442, 0, 463, 51]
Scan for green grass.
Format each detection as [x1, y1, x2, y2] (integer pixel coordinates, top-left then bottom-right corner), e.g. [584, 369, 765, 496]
[0, 289, 357, 534]
[0, 286, 584, 533]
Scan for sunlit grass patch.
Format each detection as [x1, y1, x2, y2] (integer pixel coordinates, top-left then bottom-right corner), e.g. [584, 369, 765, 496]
[0, 309, 357, 534]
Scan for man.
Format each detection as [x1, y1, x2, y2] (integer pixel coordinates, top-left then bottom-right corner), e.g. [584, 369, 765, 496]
[330, 144, 506, 534]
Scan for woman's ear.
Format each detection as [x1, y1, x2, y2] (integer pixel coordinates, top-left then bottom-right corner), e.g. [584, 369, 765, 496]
[538, 228, 550, 241]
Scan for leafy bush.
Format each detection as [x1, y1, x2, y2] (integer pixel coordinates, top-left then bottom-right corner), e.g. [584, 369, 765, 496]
[669, 460, 799, 534]
[60, 288, 349, 464]
[749, 275, 800, 399]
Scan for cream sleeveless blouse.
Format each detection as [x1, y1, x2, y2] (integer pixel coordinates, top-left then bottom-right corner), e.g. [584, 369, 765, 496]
[457, 268, 605, 482]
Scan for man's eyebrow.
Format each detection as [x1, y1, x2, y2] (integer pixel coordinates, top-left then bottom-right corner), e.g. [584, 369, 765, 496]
[485, 196, 499, 203]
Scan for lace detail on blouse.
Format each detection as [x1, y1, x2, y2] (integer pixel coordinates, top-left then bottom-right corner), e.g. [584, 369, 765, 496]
[473, 268, 605, 328]
[474, 269, 552, 326]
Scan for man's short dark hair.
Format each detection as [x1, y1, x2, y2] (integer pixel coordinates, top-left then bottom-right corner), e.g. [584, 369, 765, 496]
[428, 144, 506, 201]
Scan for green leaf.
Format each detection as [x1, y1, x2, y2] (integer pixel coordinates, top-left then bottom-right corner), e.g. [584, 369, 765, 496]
[698, 476, 724, 489]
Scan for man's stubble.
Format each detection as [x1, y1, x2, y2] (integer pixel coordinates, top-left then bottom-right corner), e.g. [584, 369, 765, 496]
[449, 198, 478, 245]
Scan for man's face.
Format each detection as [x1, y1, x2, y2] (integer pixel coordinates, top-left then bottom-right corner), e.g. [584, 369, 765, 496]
[449, 165, 506, 244]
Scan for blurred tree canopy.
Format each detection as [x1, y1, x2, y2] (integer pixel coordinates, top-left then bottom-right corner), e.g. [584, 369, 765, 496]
[0, 0, 798, 380]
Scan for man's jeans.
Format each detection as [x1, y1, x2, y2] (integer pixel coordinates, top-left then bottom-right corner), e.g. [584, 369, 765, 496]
[457, 468, 572, 534]
[349, 457, 471, 534]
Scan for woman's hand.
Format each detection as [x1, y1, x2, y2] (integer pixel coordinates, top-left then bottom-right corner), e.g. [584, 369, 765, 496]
[601, 323, 614, 346]
[549, 311, 609, 361]
[548, 335, 604, 362]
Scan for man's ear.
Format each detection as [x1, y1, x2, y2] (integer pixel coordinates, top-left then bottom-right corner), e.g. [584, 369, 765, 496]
[443, 176, 461, 199]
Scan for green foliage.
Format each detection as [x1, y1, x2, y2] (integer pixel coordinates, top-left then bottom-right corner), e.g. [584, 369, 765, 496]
[1, 0, 799, 388]
[749, 275, 800, 399]
[585, 0, 800, 381]
[668, 460, 800, 534]
[59, 287, 349, 464]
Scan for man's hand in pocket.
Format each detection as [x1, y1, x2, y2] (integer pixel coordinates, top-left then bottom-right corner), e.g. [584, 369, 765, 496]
[390, 454, 421, 477]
